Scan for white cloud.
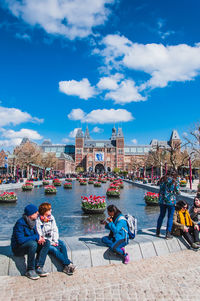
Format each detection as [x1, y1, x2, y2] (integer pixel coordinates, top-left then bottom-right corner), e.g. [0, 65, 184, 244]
[15, 33, 31, 41]
[68, 109, 85, 120]
[92, 126, 104, 133]
[97, 73, 124, 90]
[0, 128, 42, 140]
[62, 138, 70, 143]
[0, 138, 22, 147]
[0, 106, 43, 127]
[131, 139, 137, 144]
[5, 0, 115, 40]
[69, 128, 81, 138]
[68, 108, 134, 124]
[105, 79, 146, 104]
[100, 34, 200, 89]
[59, 79, 96, 100]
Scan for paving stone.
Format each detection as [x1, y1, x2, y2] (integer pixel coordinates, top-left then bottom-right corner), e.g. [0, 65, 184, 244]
[165, 237, 182, 253]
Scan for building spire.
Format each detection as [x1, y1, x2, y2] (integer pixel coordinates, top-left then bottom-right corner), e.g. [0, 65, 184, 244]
[84, 125, 90, 140]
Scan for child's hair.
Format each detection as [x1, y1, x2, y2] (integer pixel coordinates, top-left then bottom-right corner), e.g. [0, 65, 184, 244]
[39, 202, 51, 215]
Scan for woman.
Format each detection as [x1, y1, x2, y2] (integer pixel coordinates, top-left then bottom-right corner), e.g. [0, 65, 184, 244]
[102, 205, 129, 264]
[189, 196, 200, 223]
[156, 170, 180, 239]
[172, 200, 200, 249]
[36, 202, 76, 275]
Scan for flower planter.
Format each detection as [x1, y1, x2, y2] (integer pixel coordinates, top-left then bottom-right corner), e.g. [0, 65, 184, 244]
[65, 178, 72, 182]
[53, 179, 61, 186]
[88, 181, 94, 184]
[64, 183, 72, 189]
[22, 184, 33, 191]
[80, 181, 87, 185]
[44, 185, 57, 194]
[94, 182, 101, 187]
[43, 181, 49, 186]
[81, 207, 106, 214]
[144, 192, 159, 206]
[106, 189, 120, 197]
[0, 192, 17, 203]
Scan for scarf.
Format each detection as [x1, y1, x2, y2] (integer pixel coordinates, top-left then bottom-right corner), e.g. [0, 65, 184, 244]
[40, 215, 51, 223]
[23, 214, 36, 229]
[178, 210, 193, 226]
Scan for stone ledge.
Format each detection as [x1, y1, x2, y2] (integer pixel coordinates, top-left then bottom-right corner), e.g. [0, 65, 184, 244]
[0, 228, 191, 276]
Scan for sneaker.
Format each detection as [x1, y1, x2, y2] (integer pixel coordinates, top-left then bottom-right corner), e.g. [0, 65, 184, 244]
[194, 241, 200, 245]
[63, 264, 74, 275]
[191, 243, 200, 249]
[68, 263, 77, 273]
[123, 253, 130, 264]
[156, 229, 160, 237]
[36, 267, 49, 277]
[165, 232, 173, 240]
[25, 270, 40, 280]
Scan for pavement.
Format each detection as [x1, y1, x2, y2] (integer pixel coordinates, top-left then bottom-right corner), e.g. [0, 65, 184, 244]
[0, 248, 200, 301]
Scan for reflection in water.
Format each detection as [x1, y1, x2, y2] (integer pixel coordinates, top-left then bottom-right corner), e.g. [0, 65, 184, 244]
[0, 181, 161, 239]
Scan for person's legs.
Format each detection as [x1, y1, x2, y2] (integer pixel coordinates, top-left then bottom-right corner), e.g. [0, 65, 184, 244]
[188, 226, 200, 243]
[182, 230, 194, 246]
[156, 204, 167, 234]
[102, 236, 115, 248]
[49, 240, 71, 266]
[111, 239, 127, 258]
[166, 205, 175, 233]
[36, 239, 50, 268]
[13, 240, 38, 271]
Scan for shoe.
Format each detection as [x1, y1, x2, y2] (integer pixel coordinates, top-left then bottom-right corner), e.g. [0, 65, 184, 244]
[63, 264, 75, 275]
[156, 229, 160, 237]
[123, 253, 130, 264]
[25, 270, 40, 280]
[68, 263, 77, 273]
[36, 267, 49, 277]
[194, 241, 200, 245]
[165, 232, 173, 240]
[191, 243, 200, 249]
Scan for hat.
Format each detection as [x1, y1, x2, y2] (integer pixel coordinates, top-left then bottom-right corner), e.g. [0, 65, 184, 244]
[24, 204, 38, 216]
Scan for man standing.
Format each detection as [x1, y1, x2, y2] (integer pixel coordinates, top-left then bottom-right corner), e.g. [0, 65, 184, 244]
[11, 204, 50, 280]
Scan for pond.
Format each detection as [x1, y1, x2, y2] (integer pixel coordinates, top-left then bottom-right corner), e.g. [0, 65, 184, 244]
[0, 181, 160, 239]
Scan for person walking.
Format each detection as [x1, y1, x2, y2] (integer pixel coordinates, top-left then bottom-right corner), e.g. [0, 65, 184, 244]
[36, 202, 76, 275]
[172, 200, 200, 249]
[102, 205, 130, 264]
[11, 204, 50, 280]
[156, 170, 180, 239]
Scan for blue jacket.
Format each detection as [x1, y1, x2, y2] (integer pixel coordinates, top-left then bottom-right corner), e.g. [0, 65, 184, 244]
[106, 213, 129, 241]
[11, 217, 39, 250]
[159, 177, 180, 206]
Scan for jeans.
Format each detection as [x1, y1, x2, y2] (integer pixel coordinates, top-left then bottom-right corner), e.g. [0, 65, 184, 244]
[13, 239, 50, 270]
[102, 236, 128, 259]
[157, 204, 175, 233]
[181, 226, 200, 246]
[48, 239, 71, 266]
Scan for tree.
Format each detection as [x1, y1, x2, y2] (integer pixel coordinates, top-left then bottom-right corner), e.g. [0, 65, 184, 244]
[41, 152, 57, 176]
[146, 146, 168, 177]
[113, 167, 120, 174]
[14, 141, 42, 177]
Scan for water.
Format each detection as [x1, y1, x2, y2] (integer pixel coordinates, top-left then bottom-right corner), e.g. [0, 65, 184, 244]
[0, 181, 160, 239]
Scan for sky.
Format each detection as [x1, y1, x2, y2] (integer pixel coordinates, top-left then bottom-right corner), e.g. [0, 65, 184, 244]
[0, 0, 200, 150]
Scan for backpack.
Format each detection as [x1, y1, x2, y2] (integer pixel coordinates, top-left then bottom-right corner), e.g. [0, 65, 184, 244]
[118, 214, 137, 239]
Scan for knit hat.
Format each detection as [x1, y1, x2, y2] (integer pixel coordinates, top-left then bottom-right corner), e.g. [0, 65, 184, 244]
[24, 204, 38, 216]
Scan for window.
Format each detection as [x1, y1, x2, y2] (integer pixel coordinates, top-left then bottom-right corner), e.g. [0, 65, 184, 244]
[131, 148, 136, 153]
[89, 148, 93, 153]
[96, 143, 104, 147]
[124, 148, 129, 153]
[76, 149, 82, 154]
[45, 147, 50, 152]
[107, 148, 111, 153]
[137, 148, 143, 153]
[144, 147, 150, 153]
[118, 149, 123, 154]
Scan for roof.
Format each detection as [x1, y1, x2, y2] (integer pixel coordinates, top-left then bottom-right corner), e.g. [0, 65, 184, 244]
[76, 129, 84, 138]
[170, 130, 180, 141]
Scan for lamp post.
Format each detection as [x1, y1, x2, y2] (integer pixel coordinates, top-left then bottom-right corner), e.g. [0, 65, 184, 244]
[189, 157, 192, 190]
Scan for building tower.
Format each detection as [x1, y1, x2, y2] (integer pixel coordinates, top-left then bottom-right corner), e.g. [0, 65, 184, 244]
[116, 128, 124, 170]
[84, 126, 90, 140]
[169, 130, 181, 150]
[75, 128, 84, 170]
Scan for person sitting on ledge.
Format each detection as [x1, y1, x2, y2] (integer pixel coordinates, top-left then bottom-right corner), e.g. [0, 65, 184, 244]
[11, 204, 50, 280]
[36, 202, 76, 275]
[189, 195, 200, 224]
[102, 204, 130, 264]
[172, 200, 200, 250]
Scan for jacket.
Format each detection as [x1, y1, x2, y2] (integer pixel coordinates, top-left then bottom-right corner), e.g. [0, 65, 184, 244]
[172, 210, 197, 236]
[159, 177, 180, 206]
[11, 217, 39, 250]
[189, 206, 200, 222]
[106, 213, 129, 241]
[36, 215, 59, 245]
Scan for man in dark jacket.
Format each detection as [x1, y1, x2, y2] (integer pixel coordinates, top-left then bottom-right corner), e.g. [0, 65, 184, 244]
[11, 204, 50, 280]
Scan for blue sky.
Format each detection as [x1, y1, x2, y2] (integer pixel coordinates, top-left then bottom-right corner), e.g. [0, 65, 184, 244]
[0, 0, 200, 150]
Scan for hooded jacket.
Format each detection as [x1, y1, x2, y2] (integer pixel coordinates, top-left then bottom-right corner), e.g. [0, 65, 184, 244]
[105, 213, 129, 241]
[11, 217, 39, 251]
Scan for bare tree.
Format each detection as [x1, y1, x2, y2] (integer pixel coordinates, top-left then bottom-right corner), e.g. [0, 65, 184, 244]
[41, 152, 57, 176]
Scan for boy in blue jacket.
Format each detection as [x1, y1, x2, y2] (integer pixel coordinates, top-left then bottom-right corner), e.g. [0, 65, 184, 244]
[11, 204, 50, 280]
[102, 205, 129, 264]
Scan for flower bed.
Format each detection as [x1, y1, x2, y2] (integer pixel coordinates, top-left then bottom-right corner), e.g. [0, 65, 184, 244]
[44, 185, 57, 194]
[63, 182, 72, 189]
[65, 178, 72, 182]
[53, 179, 61, 186]
[101, 178, 107, 183]
[113, 180, 123, 188]
[94, 182, 101, 187]
[88, 179, 94, 184]
[22, 183, 33, 191]
[80, 180, 87, 185]
[43, 180, 49, 186]
[180, 180, 187, 187]
[25, 181, 34, 186]
[106, 188, 120, 197]
[0, 192, 17, 202]
[144, 192, 159, 206]
[81, 195, 106, 214]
